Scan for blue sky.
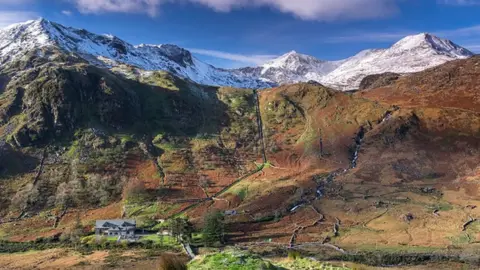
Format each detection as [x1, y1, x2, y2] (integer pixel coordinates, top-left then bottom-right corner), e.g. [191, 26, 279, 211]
[0, 0, 479, 68]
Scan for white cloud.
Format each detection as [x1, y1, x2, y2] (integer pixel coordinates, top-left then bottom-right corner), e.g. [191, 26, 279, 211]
[71, 0, 162, 17]
[0, 11, 39, 28]
[62, 10, 73, 16]
[189, 48, 277, 65]
[69, 0, 398, 21]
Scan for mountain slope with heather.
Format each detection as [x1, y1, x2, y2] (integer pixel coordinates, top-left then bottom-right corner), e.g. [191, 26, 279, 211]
[0, 19, 480, 269]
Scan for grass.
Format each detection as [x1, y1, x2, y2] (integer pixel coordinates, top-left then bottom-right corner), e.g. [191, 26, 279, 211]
[119, 134, 134, 145]
[125, 202, 159, 217]
[141, 71, 183, 91]
[434, 202, 454, 212]
[192, 233, 203, 245]
[449, 222, 480, 245]
[350, 244, 441, 254]
[449, 233, 472, 245]
[188, 250, 277, 270]
[80, 235, 118, 244]
[231, 186, 249, 201]
[106, 236, 119, 241]
[276, 258, 351, 270]
[188, 250, 352, 270]
[191, 136, 217, 152]
[254, 161, 273, 170]
[139, 235, 179, 247]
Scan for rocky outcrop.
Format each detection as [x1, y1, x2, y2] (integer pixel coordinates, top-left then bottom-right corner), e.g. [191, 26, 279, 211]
[359, 72, 400, 90]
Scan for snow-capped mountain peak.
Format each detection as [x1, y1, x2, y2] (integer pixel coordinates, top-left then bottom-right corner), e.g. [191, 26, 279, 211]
[0, 19, 474, 91]
[320, 33, 473, 90]
[0, 18, 271, 89]
[0, 19, 54, 60]
[390, 33, 473, 58]
[237, 50, 344, 85]
[263, 51, 322, 70]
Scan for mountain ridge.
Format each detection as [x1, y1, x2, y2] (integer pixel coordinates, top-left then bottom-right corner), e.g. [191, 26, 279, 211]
[0, 19, 474, 90]
[238, 32, 474, 90]
[0, 18, 271, 89]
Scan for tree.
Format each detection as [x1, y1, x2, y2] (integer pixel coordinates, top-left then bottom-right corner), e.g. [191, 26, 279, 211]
[202, 210, 225, 247]
[55, 182, 73, 209]
[170, 218, 193, 244]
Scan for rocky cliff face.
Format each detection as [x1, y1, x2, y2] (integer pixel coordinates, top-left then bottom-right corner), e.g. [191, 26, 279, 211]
[359, 72, 400, 90]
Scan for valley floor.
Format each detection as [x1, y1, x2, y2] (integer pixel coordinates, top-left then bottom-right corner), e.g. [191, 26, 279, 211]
[0, 248, 474, 270]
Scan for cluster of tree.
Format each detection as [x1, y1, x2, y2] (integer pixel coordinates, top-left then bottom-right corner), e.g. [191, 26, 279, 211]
[202, 210, 225, 247]
[169, 217, 193, 244]
[57, 174, 126, 208]
[9, 170, 127, 212]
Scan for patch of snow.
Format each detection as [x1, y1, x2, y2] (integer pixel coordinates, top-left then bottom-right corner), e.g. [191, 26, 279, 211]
[0, 19, 473, 91]
[0, 19, 271, 89]
[235, 33, 472, 90]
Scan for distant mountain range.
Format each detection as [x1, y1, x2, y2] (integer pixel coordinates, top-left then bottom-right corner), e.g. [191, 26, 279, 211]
[0, 19, 474, 90]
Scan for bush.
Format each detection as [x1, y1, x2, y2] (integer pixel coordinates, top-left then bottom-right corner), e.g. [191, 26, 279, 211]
[287, 250, 301, 260]
[158, 253, 187, 270]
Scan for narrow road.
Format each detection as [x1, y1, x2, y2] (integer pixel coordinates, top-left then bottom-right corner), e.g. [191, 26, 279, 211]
[182, 242, 196, 259]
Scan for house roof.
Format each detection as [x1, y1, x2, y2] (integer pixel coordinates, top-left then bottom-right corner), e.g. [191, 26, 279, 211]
[95, 219, 136, 229]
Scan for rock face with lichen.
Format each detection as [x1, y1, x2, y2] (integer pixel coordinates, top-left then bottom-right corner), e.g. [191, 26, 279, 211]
[0, 41, 265, 219]
[359, 72, 400, 90]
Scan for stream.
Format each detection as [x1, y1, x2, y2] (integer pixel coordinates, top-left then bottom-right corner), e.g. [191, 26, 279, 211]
[314, 111, 393, 199]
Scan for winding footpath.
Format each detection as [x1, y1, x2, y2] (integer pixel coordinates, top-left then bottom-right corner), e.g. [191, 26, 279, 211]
[168, 89, 268, 219]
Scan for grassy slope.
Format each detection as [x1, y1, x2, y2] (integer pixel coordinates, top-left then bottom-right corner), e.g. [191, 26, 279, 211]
[0, 51, 480, 267]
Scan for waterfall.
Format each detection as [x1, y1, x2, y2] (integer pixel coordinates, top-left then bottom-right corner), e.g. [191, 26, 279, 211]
[351, 127, 365, 169]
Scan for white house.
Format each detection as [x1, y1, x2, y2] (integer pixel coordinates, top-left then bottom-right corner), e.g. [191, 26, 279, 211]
[95, 219, 136, 239]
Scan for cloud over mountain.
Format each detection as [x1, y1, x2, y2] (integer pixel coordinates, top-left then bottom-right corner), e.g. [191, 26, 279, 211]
[69, 0, 398, 21]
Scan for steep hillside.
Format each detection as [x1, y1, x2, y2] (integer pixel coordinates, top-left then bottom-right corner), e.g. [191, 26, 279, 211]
[181, 57, 480, 258]
[0, 48, 264, 238]
[0, 44, 479, 267]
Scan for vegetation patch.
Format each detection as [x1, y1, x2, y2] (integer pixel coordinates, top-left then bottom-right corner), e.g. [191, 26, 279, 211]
[141, 71, 184, 91]
[139, 235, 180, 249]
[231, 187, 249, 201]
[188, 250, 277, 270]
[276, 257, 351, 270]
